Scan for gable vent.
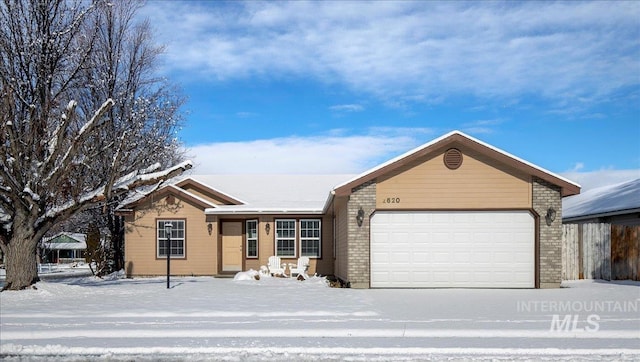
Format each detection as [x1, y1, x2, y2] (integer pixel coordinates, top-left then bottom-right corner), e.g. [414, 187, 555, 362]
[444, 148, 463, 170]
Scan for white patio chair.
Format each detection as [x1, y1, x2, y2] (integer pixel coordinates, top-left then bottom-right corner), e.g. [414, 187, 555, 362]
[267, 256, 285, 276]
[290, 256, 310, 278]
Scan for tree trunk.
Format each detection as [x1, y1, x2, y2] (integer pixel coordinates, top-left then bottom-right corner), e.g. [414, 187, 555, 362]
[113, 215, 125, 271]
[106, 211, 125, 273]
[3, 231, 39, 291]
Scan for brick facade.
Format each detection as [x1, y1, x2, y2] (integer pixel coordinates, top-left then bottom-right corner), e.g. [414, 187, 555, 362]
[533, 177, 563, 288]
[346, 180, 376, 288]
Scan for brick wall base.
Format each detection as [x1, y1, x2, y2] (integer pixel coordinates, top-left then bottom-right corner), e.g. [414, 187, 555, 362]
[346, 181, 376, 288]
[533, 177, 563, 288]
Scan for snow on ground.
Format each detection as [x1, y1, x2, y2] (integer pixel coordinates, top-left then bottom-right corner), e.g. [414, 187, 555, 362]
[0, 263, 93, 279]
[1, 273, 639, 361]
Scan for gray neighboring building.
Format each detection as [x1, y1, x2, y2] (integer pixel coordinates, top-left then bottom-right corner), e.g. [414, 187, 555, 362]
[563, 178, 640, 226]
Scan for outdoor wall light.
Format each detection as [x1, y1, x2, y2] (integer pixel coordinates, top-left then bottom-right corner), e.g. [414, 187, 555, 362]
[265, 223, 270, 235]
[356, 207, 365, 227]
[207, 223, 213, 235]
[545, 207, 556, 225]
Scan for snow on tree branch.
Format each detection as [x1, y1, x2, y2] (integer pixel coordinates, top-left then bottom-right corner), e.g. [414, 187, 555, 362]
[114, 161, 193, 191]
[37, 160, 192, 227]
[46, 100, 78, 162]
[43, 98, 115, 184]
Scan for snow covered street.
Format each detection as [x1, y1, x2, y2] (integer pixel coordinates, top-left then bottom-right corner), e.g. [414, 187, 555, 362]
[1, 274, 639, 361]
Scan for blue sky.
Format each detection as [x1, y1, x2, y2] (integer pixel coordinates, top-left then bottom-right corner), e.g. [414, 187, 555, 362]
[140, 1, 640, 190]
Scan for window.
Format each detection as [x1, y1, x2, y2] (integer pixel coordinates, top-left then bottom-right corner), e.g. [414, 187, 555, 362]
[157, 220, 185, 258]
[275, 219, 296, 257]
[300, 219, 321, 258]
[246, 220, 258, 258]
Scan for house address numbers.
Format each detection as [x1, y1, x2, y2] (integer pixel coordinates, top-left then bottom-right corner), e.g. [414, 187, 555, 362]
[382, 197, 401, 204]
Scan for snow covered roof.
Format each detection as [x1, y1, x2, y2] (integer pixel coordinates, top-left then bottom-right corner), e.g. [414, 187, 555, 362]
[193, 175, 355, 214]
[42, 232, 87, 250]
[333, 130, 581, 197]
[118, 174, 355, 214]
[120, 132, 583, 215]
[563, 178, 640, 221]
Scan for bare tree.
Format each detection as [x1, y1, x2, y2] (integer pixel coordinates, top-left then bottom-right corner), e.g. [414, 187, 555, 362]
[0, 0, 190, 290]
[79, 0, 186, 273]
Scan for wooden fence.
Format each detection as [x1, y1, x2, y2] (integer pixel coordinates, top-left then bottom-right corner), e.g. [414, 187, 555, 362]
[562, 223, 640, 281]
[611, 225, 640, 280]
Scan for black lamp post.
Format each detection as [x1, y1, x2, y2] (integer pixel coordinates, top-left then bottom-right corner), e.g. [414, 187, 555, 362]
[164, 222, 173, 289]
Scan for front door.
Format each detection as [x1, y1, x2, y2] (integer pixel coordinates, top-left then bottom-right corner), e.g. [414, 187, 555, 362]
[221, 222, 243, 272]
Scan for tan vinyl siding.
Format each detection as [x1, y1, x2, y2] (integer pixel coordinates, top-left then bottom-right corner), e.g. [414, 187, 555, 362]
[124, 195, 217, 276]
[180, 185, 231, 205]
[245, 216, 272, 272]
[376, 147, 532, 210]
[316, 214, 334, 275]
[242, 216, 272, 272]
[217, 215, 334, 276]
[334, 196, 349, 281]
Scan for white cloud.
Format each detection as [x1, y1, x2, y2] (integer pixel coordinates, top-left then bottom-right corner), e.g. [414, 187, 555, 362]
[185, 128, 434, 174]
[142, 1, 639, 106]
[560, 163, 640, 192]
[461, 119, 505, 135]
[184, 129, 640, 194]
[561, 169, 640, 192]
[329, 104, 364, 112]
[568, 162, 585, 172]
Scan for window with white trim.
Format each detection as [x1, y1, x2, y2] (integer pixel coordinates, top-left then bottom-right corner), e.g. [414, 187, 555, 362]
[157, 220, 185, 258]
[275, 219, 296, 257]
[300, 219, 321, 258]
[246, 220, 258, 258]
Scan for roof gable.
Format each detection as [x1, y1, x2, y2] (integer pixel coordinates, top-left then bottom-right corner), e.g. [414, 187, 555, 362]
[42, 232, 87, 250]
[333, 130, 580, 197]
[175, 178, 245, 205]
[45, 232, 86, 244]
[119, 184, 219, 212]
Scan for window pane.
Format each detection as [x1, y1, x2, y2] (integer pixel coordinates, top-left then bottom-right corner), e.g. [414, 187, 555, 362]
[246, 220, 258, 257]
[277, 239, 295, 257]
[157, 220, 185, 258]
[300, 219, 321, 257]
[301, 239, 319, 257]
[247, 221, 257, 239]
[248, 240, 257, 257]
[275, 219, 296, 257]
[159, 240, 168, 256]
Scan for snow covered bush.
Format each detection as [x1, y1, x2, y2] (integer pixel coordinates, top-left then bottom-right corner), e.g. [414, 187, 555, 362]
[233, 269, 260, 281]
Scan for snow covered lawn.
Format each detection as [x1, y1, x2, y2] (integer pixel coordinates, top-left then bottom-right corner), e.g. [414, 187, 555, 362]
[1, 274, 639, 361]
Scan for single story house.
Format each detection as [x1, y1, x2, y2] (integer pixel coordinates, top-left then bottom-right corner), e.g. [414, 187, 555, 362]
[41, 232, 87, 264]
[119, 131, 580, 288]
[563, 178, 640, 226]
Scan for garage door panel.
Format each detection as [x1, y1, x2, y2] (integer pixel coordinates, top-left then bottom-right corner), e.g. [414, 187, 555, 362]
[371, 211, 534, 288]
[453, 253, 471, 263]
[372, 272, 390, 284]
[473, 272, 491, 283]
[371, 254, 389, 265]
[392, 271, 410, 281]
[391, 252, 410, 263]
[413, 252, 429, 263]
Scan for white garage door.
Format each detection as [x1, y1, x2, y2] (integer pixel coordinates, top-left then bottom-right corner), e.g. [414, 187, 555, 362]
[370, 211, 535, 288]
